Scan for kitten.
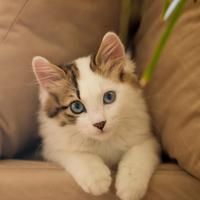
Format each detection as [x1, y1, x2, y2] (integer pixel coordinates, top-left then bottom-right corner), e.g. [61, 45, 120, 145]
[32, 32, 160, 200]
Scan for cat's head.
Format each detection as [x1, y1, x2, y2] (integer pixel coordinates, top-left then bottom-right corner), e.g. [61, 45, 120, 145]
[32, 32, 142, 141]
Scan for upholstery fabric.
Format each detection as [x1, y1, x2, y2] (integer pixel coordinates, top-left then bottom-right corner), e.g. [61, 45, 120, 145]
[133, 0, 200, 179]
[0, 160, 199, 200]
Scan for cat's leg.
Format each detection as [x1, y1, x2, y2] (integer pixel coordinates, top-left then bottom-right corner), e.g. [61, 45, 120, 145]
[48, 152, 112, 195]
[115, 138, 160, 200]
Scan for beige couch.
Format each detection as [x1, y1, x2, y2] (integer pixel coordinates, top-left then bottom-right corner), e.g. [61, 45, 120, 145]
[0, 160, 199, 200]
[0, 1, 200, 199]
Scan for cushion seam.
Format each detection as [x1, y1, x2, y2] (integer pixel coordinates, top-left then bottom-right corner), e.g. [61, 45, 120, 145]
[0, 0, 30, 46]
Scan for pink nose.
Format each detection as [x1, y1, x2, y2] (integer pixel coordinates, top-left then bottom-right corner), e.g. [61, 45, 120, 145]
[93, 121, 106, 131]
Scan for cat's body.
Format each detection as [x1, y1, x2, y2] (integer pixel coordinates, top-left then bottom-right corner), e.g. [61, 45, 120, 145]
[32, 32, 160, 200]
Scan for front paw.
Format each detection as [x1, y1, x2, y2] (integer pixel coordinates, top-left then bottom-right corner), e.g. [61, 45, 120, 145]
[75, 163, 112, 196]
[115, 167, 148, 200]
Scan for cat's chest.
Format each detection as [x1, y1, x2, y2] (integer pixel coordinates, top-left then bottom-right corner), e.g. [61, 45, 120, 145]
[66, 134, 132, 166]
[93, 139, 129, 166]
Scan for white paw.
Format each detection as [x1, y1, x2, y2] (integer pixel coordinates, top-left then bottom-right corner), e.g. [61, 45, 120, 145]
[74, 163, 112, 196]
[115, 167, 148, 200]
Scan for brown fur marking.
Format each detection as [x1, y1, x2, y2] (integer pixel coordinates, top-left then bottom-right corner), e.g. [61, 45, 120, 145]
[43, 63, 81, 126]
[90, 55, 138, 86]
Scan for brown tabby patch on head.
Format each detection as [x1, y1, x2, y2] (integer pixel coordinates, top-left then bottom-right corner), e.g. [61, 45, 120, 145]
[90, 55, 138, 87]
[59, 63, 80, 98]
[43, 63, 80, 126]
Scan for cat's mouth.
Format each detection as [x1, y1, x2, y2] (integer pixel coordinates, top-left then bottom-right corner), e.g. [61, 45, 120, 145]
[96, 130, 106, 135]
[93, 129, 113, 140]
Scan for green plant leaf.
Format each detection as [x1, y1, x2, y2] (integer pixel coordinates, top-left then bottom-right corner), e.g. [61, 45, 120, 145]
[162, 0, 173, 18]
[140, 0, 186, 87]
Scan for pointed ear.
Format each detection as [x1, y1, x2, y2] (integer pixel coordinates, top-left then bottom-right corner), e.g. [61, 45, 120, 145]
[32, 56, 66, 89]
[95, 32, 125, 65]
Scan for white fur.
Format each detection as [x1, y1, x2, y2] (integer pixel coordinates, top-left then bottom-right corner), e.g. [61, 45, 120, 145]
[38, 56, 160, 200]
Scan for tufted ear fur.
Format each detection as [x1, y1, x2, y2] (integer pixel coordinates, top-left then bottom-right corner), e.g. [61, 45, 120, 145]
[95, 32, 125, 66]
[32, 56, 66, 90]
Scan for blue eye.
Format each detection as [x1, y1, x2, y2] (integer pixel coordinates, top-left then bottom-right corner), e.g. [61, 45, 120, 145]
[103, 91, 116, 104]
[70, 101, 85, 114]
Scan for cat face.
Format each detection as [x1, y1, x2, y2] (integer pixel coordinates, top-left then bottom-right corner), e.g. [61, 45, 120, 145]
[32, 32, 140, 141]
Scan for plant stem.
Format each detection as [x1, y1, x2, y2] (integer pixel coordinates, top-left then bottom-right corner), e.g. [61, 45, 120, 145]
[119, 0, 133, 44]
[140, 0, 186, 88]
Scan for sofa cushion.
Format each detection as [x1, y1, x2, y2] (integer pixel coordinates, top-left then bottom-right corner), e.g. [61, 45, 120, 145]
[144, 164, 200, 200]
[0, 0, 121, 157]
[0, 160, 199, 200]
[133, 0, 200, 179]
